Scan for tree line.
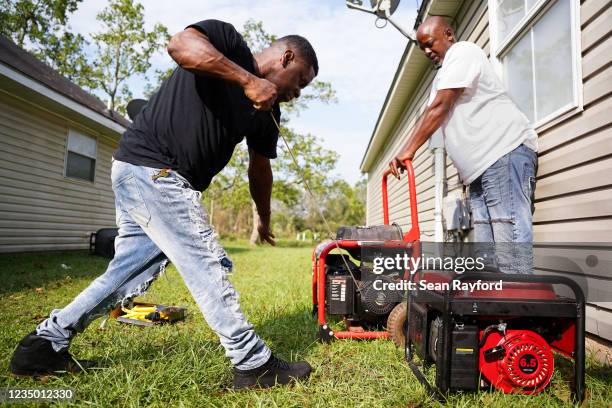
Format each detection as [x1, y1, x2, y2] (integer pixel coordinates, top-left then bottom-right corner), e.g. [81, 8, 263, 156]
[0, 0, 366, 242]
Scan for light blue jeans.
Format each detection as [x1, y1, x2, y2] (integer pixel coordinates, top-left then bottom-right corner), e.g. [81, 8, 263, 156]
[469, 144, 537, 274]
[36, 159, 271, 369]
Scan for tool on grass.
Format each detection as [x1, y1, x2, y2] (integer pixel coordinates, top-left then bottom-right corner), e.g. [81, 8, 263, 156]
[112, 302, 186, 327]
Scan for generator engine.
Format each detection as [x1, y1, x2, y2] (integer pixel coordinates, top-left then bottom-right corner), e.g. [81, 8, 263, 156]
[413, 316, 558, 394]
[479, 329, 554, 394]
[408, 278, 580, 397]
[324, 254, 402, 326]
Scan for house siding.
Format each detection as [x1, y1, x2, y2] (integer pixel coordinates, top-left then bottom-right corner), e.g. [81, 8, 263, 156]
[364, 0, 612, 340]
[0, 90, 118, 252]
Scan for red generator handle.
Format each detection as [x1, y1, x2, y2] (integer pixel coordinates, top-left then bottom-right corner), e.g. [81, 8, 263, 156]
[382, 160, 420, 242]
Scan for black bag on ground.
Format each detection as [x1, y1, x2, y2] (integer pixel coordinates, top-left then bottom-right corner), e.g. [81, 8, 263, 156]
[90, 228, 119, 258]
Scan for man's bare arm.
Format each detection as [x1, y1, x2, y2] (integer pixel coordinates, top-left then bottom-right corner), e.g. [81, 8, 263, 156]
[389, 88, 463, 178]
[248, 148, 275, 245]
[167, 28, 277, 110]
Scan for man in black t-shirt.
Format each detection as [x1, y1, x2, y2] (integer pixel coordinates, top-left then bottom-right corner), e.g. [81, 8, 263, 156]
[11, 20, 317, 389]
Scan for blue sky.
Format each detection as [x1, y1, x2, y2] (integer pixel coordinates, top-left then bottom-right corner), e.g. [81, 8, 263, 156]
[68, 0, 418, 184]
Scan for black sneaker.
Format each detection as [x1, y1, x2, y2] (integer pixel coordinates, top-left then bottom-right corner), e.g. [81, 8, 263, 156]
[233, 354, 312, 389]
[9, 331, 94, 376]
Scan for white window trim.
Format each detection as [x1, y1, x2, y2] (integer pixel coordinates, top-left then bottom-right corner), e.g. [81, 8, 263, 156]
[488, 0, 583, 132]
[64, 127, 98, 184]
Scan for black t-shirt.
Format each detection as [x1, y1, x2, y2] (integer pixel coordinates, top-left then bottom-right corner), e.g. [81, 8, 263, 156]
[114, 19, 280, 191]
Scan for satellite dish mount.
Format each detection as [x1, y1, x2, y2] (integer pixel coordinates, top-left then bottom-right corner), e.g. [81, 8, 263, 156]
[346, 0, 417, 42]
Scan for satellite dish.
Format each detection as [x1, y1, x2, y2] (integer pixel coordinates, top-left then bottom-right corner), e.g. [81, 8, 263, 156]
[369, 0, 400, 18]
[126, 99, 148, 121]
[346, 0, 416, 42]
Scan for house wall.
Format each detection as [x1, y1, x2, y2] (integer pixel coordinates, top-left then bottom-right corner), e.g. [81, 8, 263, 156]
[365, 0, 612, 339]
[0, 90, 118, 252]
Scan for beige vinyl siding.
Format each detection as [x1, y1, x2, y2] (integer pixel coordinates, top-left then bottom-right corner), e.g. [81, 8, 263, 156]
[0, 90, 118, 253]
[531, 0, 612, 339]
[534, 0, 612, 242]
[364, 0, 612, 340]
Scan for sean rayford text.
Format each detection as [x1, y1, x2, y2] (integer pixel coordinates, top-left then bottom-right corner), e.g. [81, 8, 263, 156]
[372, 279, 504, 293]
[371, 255, 486, 274]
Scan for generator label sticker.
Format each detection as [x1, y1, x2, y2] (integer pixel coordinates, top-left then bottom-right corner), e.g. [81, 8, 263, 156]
[330, 279, 346, 301]
[519, 354, 538, 374]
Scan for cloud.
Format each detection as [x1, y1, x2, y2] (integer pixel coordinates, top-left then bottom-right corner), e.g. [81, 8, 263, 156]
[68, 0, 417, 182]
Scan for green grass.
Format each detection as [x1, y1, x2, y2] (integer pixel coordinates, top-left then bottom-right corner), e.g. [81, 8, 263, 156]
[0, 242, 610, 407]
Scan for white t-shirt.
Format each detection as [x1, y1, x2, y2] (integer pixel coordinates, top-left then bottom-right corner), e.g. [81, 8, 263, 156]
[428, 41, 538, 185]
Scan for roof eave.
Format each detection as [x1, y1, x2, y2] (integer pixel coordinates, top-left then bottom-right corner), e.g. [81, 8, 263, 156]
[0, 62, 126, 137]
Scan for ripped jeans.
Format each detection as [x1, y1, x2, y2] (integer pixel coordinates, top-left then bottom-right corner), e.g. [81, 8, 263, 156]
[36, 159, 271, 369]
[469, 144, 537, 274]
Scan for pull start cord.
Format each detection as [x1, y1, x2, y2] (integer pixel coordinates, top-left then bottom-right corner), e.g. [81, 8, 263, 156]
[269, 113, 360, 288]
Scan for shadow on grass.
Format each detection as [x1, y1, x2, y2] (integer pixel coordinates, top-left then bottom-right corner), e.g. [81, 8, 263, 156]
[555, 353, 612, 385]
[89, 338, 222, 370]
[0, 251, 109, 296]
[256, 307, 319, 358]
[585, 363, 612, 382]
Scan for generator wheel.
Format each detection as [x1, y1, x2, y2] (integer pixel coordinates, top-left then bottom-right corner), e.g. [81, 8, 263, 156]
[387, 302, 407, 347]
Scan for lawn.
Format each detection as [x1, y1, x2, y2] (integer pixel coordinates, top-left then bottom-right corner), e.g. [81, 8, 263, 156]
[0, 241, 610, 407]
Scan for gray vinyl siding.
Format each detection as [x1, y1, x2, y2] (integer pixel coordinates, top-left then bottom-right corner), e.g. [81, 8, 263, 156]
[364, 0, 612, 340]
[534, 0, 612, 340]
[0, 90, 118, 252]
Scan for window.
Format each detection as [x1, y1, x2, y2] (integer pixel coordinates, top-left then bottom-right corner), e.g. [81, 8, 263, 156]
[65, 129, 97, 182]
[489, 0, 582, 127]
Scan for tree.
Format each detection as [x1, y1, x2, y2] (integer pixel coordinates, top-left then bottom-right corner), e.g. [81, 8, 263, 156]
[36, 32, 93, 88]
[88, 0, 169, 113]
[143, 67, 174, 98]
[320, 178, 366, 231]
[0, 0, 81, 47]
[249, 126, 339, 243]
[0, 0, 92, 88]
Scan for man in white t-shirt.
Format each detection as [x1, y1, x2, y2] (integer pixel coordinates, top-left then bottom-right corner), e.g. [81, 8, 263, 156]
[389, 16, 538, 274]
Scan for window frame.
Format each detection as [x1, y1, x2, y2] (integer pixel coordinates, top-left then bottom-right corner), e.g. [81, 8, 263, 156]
[488, 0, 583, 132]
[64, 127, 98, 184]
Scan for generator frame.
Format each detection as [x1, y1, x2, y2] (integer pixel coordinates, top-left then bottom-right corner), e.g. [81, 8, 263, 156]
[312, 160, 420, 341]
[404, 271, 586, 402]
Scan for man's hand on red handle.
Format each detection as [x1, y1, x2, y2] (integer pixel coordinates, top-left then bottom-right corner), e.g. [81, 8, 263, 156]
[244, 76, 277, 111]
[389, 150, 414, 179]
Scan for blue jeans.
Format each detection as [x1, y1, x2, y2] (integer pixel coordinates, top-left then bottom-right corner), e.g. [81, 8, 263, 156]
[469, 144, 537, 273]
[36, 159, 271, 369]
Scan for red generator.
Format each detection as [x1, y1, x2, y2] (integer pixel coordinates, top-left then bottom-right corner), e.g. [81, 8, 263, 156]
[311, 159, 586, 402]
[406, 270, 585, 402]
[311, 160, 419, 342]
